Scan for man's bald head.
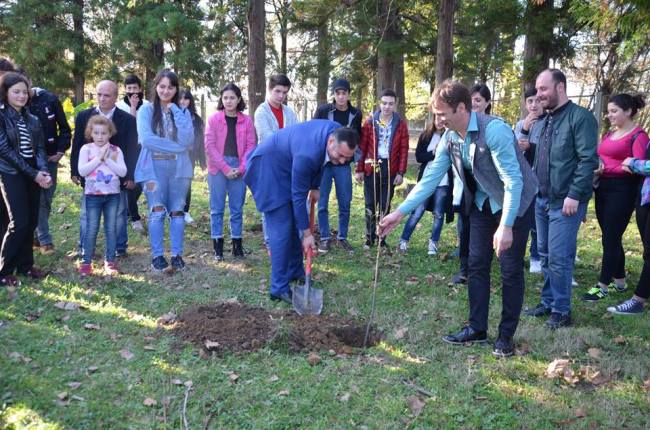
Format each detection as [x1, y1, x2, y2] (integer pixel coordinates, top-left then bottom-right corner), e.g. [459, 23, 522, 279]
[96, 80, 118, 113]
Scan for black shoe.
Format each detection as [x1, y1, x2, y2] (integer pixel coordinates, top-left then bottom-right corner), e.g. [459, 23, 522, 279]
[492, 336, 514, 358]
[151, 256, 169, 272]
[363, 238, 375, 249]
[442, 326, 487, 345]
[269, 290, 292, 304]
[337, 239, 354, 253]
[545, 312, 571, 330]
[171, 255, 186, 271]
[452, 272, 467, 284]
[524, 303, 552, 317]
[232, 238, 245, 258]
[213, 238, 224, 261]
[318, 239, 331, 254]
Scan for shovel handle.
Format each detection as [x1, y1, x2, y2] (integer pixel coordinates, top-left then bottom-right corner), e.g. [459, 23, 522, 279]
[305, 199, 315, 276]
[309, 198, 315, 233]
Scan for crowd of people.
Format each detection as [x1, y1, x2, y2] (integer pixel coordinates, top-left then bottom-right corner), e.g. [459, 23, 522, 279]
[0, 56, 648, 358]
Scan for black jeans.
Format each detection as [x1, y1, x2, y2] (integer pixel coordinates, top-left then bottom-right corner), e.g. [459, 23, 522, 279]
[467, 201, 532, 338]
[0, 171, 40, 275]
[184, 182, 192, 213]
[595, 177, 638, 284]
[126, 184, 143, 222]
[363, 160, 394, 242]
[457, 209, 470, 276]
[635, 204, 650, 299]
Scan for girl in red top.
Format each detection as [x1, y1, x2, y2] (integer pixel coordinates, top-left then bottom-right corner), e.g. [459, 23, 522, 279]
[584, 94, 649, 301]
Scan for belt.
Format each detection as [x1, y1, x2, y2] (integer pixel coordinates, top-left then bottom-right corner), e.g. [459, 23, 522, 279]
[151, 152, 176, 160]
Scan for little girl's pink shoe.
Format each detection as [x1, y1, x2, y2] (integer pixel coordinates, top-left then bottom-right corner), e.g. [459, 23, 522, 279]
[78, 263, 92, 277]
[104, 261, 119, 276]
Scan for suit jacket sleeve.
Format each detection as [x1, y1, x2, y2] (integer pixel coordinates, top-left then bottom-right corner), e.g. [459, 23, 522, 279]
[291, 155, 318, 231]
[122, 113, 138, 182]
[54, 98, 72, 154]
[70, 111, 88, 179]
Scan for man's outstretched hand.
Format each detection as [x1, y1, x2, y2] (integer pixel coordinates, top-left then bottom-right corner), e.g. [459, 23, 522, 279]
[377, 210, 404, 238]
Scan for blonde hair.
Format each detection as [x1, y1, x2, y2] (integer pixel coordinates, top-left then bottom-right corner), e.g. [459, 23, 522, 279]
[84, 115, 117, 140]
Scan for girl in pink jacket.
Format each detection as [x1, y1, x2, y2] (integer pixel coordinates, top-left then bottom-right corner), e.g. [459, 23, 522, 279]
[204, 83, 256, 260]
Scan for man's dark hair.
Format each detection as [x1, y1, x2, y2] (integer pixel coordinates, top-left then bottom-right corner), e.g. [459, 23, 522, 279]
[379, 88, 397, 100]
[268, 74, 291, 90]
[332, 126, 359, 150]
[431, 79, 472, 112]
[545, 68, 567, 89]
[124, 74, 142, 88]
[524, 87, 537, 100]
[0, 72, 31, 106]
[0, 58, 14, 73]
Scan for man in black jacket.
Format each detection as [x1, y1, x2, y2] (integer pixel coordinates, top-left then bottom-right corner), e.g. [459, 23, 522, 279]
[70, 80, 138, 258]
[21, 70, 72, 254]
[313, 78, 362, 253]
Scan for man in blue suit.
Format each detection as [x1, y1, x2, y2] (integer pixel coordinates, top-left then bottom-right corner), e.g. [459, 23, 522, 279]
[244, 120, 359, 303]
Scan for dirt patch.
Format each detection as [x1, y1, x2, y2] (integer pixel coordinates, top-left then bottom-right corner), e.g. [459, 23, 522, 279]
[171, 301, 381, 355]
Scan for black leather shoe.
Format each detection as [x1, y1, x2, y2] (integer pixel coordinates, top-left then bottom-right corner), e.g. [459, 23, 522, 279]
[442, 326, 487, 345]
[524, 303, 552, 317]
[492, 336, 514, 358]
[545, 312, 571, 330]
[452, 272, 467, 285]
[269, 290, 293, 304]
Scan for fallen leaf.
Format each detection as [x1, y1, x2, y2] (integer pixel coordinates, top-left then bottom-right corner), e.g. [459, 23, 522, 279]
[407, 395, 426, 416]
[278, 390, 290, 396]
[643, 379, 650, 392]
[83, 323, 100, 330]
[613, 336, 626, 345]
[67, 382, 82, 390]
[184, 380, 193, 388]
[393, 327, 408, 340]
[161, 396, 171, 406]
[54, 301, 79, 311]
[204, 340, 220, 350]
[143, 397, 157, 407]
[574, 407, 587, 418]
[57, 392, 68, 401]
[87, 366, 99, 374]
[339, 392, 350, 403]
[268, 375, 280, 383]
[171, 379, 183, 385]
[228, 372, 240, 383]
[545, 358, 570, 378]
[61, 314, 71, 322]
[120, 349, 134, 360]
[143, 345, 156, 351]
[70, 395, 85, 402]
[587, 348, 601, 359]
[57, 206, 66, 214]
[307, 352, 321, 366]
[157, 312, 177, 325]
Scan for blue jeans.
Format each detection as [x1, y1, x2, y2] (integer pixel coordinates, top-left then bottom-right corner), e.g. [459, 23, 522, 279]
[36, 161, 58, 246]
[79, 189, 127, 253]
[400, 185, 449, 242]
[535, 196, 587, 315]
[83, 194, 119, 264]
[142, 159, 191, 258]
[318, 163, 352, 240]
[208, 156, 246, 239]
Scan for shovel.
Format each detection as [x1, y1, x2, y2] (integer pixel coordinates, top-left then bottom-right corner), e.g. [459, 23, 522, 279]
[293, 200, 323, 316]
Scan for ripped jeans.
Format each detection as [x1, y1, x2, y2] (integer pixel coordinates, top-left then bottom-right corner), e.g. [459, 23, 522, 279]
[142, 159, 191, 258]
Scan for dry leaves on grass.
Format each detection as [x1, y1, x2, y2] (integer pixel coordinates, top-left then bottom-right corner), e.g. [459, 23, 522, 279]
[54, 301, 80, 311]
[545, 358, 612, 387]
[67, 382, 82, 390]
[393, 327, 408, 340]
[407, 395, 426, 416]
[143, 397, 157, 407]
[157, 312, 177, 325]
[83, 323, 100, 330]
[307, 352, 321, 366]
[119, 349, 134, 360]
[587, 348, 602, 359]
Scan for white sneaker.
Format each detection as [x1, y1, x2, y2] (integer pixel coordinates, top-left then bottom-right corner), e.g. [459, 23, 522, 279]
[529, 259, 541, 274]
[132, 220, 144, 232]
[398, 240, 408, 253]
[427, 240, 438, 255]
[184, 212, 195, 224]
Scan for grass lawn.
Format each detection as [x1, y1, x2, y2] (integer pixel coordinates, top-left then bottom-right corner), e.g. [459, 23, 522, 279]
[1, 158, 649, 429]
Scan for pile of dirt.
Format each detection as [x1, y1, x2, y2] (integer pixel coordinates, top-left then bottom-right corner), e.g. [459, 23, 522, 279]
[171, 301, 381, 355]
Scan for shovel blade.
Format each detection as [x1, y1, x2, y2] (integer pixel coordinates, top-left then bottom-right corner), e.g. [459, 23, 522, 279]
[292, 282, 323, 316]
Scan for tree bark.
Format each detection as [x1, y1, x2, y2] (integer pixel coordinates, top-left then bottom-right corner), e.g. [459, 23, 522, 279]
[435, 0, 455, 86]
[395, 51, 406, 117]
[247, 0, 266, 114]
[376, 0, 399, 95]
[522, 0, 554, 92]
[315, 20, 330, 105]
[72, 0, 85, 104]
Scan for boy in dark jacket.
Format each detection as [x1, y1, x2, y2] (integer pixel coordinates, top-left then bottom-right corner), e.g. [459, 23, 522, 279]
[313, 78, 362, 253]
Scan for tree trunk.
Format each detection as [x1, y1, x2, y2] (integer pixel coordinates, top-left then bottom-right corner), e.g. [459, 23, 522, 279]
[247, 0, 266, 114]
[395, 51, 406, 118]
[72, 0, 85, 104]
[435, 0, 455, 86]
[315, 20, 330, 105]
[376, 0, 399, 95]
[522, 0, 554, 92]
[145, 40, 164, 99]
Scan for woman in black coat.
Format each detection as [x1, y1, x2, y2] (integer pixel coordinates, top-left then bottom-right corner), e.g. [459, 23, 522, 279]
[398, 115, 453, 254]
[0, 72, 51, 286]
